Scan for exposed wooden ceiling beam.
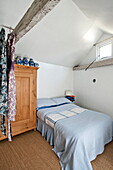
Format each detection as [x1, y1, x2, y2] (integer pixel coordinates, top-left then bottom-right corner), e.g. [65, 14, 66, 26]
[14, 0, 61, 42]
[73, 58, 113, 70]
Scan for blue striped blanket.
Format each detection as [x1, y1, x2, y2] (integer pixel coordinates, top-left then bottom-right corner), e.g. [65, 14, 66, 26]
[45, 107, 86, 128]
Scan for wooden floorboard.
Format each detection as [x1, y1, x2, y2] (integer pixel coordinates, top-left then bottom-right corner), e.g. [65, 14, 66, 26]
[0, 131, 113, 170]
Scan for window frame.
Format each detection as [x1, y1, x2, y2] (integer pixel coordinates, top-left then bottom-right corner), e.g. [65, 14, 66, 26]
[96, 39, 113, 61]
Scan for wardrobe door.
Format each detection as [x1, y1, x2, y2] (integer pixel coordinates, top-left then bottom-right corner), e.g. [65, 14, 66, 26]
[12, 65, 37, 136]
[0, 131, 6, 140]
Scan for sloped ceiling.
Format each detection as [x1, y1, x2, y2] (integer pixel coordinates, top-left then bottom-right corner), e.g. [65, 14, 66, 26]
[0, 0, 33, 27]
[72, 0, 113, 34]
[0, 0, 113, 67]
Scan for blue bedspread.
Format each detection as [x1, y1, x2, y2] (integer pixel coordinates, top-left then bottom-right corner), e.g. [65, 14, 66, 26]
[37, 103, 79, 121]
[53, 110, 113, 170]
[37, 103, 113, 170]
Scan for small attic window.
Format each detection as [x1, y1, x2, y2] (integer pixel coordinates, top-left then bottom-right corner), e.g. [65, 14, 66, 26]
[96, 41, 112, 61]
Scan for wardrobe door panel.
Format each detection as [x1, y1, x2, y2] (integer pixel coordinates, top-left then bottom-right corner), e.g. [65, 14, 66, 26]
[11, 65, 38, 136]
[16, 75, 30, 121]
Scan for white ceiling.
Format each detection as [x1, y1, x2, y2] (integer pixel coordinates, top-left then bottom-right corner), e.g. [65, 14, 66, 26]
[0, 0, 113, 67]
[0, 0, 33, 27]
[72, 0, 113, 34]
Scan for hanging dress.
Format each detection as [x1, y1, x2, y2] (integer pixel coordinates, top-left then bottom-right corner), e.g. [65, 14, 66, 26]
[0, 28, 8, 136]
[7, 32, 16, 141]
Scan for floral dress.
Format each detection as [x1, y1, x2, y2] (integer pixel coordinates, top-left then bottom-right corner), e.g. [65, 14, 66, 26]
[0, 28, 16, 141]
[7, 32, 16, 141]
[0, 28, 8, 136]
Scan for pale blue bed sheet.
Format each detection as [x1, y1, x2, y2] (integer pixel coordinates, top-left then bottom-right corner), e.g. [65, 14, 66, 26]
[37, 118, 54, 145]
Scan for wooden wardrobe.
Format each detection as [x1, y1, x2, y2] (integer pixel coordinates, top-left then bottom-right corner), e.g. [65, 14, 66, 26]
[0, 64, 39, 140]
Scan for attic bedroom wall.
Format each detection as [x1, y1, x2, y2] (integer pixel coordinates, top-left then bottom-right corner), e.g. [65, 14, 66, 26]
[73, 33, 113, 119]
[37, 62, 73, 98]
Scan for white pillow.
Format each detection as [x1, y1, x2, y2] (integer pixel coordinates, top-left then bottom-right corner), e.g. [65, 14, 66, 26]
[37, 98, 56, 108]
[52, 97, 71, 105]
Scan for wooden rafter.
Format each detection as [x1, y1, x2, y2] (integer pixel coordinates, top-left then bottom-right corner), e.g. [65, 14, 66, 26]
[14, 0, 61, 42]
[73, 58, 113, 70]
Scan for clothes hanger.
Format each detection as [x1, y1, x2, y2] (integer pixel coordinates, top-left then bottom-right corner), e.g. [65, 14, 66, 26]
[0, 24, 14, 31]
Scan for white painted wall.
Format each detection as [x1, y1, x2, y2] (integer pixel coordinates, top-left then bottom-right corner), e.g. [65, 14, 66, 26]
[37, 62, 73, 98]
[74, 66, 113, 119]
[74, 33, 113, 119]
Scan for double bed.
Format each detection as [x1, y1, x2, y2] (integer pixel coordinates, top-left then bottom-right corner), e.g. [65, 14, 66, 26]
[36, 97, 113, 170]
